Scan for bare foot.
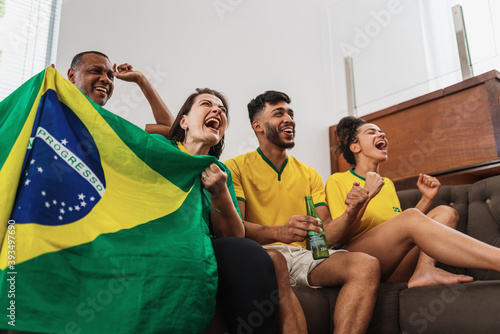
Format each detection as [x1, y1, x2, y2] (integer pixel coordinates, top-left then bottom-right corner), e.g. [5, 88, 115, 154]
[408, 266, 474, 288]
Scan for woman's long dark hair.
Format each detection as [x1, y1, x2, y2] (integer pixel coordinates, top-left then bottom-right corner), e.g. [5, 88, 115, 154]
[169, 88, 229, 159]
[335, 116, 367, 166]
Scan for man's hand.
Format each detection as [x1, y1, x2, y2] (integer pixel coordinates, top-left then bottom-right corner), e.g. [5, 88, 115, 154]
[201, 163, 227, 197]
[417, 173, 440, 201]
[345, 181, 369, 216]
[276, 215, 323, 244]
[113, 63, 143, 83]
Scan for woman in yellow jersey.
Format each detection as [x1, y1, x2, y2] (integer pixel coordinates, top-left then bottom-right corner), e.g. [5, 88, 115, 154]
[325, 116, 500, 287]
[161, 88, 279, 333]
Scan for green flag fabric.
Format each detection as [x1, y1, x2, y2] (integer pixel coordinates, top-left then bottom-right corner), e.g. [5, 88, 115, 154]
[0, 67, 219, 333]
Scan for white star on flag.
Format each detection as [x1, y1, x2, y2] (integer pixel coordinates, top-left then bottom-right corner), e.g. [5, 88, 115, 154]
[53, 200, 57, 205]
[61, 139, 68, 145]
[61, 202, 65, 206]
[45, 202, 50, 208]
[60, 208, 65, 214]
[75, 206, 80, 211]
[30, 159, 35, 165]
[41, 191, 46, 196]
[78, 193, 85, 200]
[25, 179, 31, 186]
[81, 201, 87, 207]
[58, 216, 63, 220]
[37, 167, 44, 173]
[90, 197, 95, 201]
[69, 207, 73, 212]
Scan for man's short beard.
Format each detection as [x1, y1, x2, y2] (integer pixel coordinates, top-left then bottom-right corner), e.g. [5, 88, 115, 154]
[265, 124, 295, 149]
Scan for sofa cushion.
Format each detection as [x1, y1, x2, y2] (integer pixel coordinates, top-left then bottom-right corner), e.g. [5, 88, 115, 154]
[399, 280, 500, 334]
[293, 282, 407, 334]
[294, 285, 333, 334]
[367, 282, 408, 334]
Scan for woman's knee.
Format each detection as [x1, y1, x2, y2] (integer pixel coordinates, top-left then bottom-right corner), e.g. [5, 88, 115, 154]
[402, 207, 425, 218]
[428, 205, 459, 228]
[384, 208, 426, 233]
[398, 208, 429, 228]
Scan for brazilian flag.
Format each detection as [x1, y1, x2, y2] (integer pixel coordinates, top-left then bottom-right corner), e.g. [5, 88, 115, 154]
[0, 67, 219, 333]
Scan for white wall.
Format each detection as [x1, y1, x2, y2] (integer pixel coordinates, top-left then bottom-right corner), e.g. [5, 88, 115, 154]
[56, 0, 500, 182]
[56, 0, 339, 182]
[327, 0, 500, 116]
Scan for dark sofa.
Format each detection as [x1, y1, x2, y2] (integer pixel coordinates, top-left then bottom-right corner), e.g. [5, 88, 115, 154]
[293, 174, 500, 334]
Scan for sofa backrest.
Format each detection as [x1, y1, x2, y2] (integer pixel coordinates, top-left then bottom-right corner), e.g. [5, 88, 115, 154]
[397, 183, 470, 234]
[466, 175, 500, 280]
[397, 175, 500, 280]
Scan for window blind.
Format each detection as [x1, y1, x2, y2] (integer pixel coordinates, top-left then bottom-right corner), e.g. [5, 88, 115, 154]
[0, 0, 61, 100]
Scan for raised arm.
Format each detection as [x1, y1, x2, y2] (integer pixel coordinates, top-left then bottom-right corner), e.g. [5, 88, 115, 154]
[113, 63, 174, 137]
[415, 173, 441, 214]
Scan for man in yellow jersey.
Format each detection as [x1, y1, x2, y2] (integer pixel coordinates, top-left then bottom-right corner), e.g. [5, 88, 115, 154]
[225, 91, 380, 334]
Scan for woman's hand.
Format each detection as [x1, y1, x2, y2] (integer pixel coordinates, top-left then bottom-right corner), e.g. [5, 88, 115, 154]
[364, 172, 384, 199]
[345, 181, 369, 216]
[113, 63, 143, 83]
[202, 163, 244, 238]
[201, 163, 227, 197]
[417, 173, 440, 201]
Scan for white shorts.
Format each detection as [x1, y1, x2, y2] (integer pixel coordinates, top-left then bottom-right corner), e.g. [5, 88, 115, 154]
[263, 244, 347, 288]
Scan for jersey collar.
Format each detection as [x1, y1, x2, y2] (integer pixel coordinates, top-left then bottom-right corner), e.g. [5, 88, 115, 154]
[349, 168, 366, 181]
[175, 141, 191, 155]
[257, 147, 288, 181]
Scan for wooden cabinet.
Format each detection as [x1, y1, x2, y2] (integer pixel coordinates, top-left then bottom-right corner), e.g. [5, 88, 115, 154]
[329, 70, 500, 190]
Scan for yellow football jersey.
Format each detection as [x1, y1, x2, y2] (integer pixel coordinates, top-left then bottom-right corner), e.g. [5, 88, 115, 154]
[325, 169, 401, 243]
[225, 148, 326, 248]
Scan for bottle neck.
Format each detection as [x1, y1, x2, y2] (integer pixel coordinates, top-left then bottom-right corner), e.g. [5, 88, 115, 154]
[305, 196, 318, 218]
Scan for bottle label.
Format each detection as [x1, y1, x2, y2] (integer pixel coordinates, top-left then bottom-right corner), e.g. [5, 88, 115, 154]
[309, 234, 328, 251]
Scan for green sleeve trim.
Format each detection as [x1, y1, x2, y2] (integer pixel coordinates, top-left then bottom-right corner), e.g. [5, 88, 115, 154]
[314, 202, 327, 207]
[236, 197, 246, 203]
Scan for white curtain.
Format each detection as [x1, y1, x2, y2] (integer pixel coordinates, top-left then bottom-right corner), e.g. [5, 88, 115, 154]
[0, 0, 62, 100]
